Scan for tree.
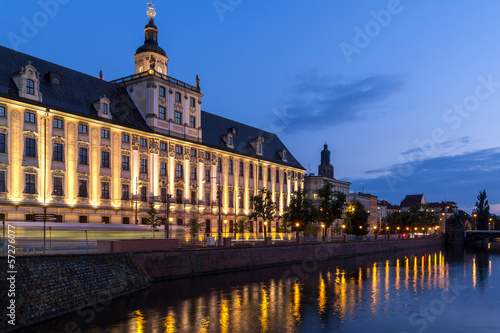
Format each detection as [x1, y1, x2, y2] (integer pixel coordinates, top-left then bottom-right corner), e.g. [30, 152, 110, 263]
[249, 189, 277, 238]
[282, 189, 319, 235]
[317, 181, 346, 229]
[146, 201, 163, 239]
[235, 218, 252, 238]
[474, 190, 490, 230]
[186, 215, 205, 244]
[344, 200, 369, 236]
[386, 204, 439, 234]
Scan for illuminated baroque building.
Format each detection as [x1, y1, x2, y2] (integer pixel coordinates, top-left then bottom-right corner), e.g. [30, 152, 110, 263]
[0, 7, 305, 234]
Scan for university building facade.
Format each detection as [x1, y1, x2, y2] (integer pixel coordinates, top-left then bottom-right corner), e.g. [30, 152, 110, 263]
[0, 9, 305, 236]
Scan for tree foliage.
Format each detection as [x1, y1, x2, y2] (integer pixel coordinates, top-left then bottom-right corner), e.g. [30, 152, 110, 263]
[385, 204, 439, 233]
[235, 218, 252, 236]
[474, 189, 490, 230]
[186, 215, 205, 243]
[146, 202, 163, 238]
[282, 189, 319, 231]
[249, 189, 277, 232]
[317, 181, 346, 228]
[343, 200, 369, 235]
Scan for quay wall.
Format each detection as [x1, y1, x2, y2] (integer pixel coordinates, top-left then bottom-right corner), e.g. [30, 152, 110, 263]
[0, 253, 150, 332]
[136, 237, 443, 280]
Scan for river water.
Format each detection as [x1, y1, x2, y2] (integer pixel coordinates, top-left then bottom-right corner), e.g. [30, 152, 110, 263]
[22, 244, 500, 333]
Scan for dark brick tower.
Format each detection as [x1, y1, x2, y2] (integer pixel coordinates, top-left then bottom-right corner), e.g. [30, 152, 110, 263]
[318, 143, 334, 179]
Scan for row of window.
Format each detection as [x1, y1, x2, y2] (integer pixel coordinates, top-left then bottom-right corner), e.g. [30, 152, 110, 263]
[216, 157, 298, 182]
[159, 87, 197, 107]
[12, 139, 298, 183]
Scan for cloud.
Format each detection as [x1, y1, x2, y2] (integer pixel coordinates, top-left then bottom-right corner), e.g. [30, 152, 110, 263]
[347, 148, 500, 211]
[280, 73, 404, 132]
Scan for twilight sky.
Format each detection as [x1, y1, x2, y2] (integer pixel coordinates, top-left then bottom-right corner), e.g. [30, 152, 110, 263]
[1, 1, 499, 214]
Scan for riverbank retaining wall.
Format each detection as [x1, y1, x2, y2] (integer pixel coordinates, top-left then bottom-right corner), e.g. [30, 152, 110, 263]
[136, 237, 443, 280]
[0, 253, 150, 332]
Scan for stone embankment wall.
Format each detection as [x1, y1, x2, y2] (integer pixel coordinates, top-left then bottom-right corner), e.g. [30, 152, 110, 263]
[136, 237, 443, 280]
[0, 253, 150, 332]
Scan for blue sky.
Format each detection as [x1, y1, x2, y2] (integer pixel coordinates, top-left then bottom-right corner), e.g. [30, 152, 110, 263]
[1, 1, 499, 214]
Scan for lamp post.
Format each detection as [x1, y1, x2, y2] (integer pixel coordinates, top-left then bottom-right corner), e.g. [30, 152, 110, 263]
[295, 222, 300, 240]
[341, 224, 345, 236]
[43, 111, 49, 254]
[473, 213, 477, 230]
[321, 223, 325, 239]
[234, 195, 240, 238]
[224, 219, 227, 237]
[264, 221, 268, 239]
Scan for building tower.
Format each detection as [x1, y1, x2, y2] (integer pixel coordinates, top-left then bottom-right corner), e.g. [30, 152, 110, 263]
[318, 143, 334, 179]
[133, 3, 169, 75]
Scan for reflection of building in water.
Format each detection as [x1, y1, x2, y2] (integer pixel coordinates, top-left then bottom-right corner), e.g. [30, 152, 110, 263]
[118, 250, 461, 332]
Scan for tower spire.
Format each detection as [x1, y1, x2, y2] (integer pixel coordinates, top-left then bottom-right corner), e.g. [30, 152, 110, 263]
[134, 2, 168, 74]
[318, 143, 334, 179]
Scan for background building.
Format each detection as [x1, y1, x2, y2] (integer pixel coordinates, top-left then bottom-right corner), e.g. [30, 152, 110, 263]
[0, 8, 305, 238]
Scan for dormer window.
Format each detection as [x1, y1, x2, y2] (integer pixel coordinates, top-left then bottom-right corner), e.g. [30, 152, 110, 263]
[95, 96, 111, 119]
[227, 135, 233, 147]
[257, 143, 262, 154]
[26, 79, 35, 95]
[12, 63, 42, 102]
[278, 149, 287, 162]
[139, 65, 144, 72]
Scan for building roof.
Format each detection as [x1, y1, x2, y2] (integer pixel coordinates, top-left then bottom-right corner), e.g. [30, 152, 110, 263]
[378, 200, 399, 210]
[0, 45, 304, 170]
[0, 45, 152, 133]
[201, 111, 305, 170]
[400, 194, 425, 207]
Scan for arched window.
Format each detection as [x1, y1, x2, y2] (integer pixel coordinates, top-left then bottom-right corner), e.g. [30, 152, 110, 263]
[267, 167, 271, 180]
[258, 166, 263, 180]
[217, 157, 222, 173]
[239, 161, 244, 175]
[249, 164, 254, 179]
[228, 159, 233, 175]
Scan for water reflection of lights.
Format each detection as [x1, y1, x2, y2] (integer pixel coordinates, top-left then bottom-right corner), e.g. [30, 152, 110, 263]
[134, 310, 145, 333]
[164, 311, 175, 333]
[318, 274, 326, 315]
[292, 282, 302, 323]
[472, 257, 477, 289]
[371, 262, 378, 313]
[99, 250, 470, 332]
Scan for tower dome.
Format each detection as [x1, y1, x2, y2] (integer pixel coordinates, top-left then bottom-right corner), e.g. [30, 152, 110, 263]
[133, 4, 169, 75]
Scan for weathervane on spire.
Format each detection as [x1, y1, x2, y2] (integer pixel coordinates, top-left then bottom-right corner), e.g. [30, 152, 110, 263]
[146, 3, 156, 18]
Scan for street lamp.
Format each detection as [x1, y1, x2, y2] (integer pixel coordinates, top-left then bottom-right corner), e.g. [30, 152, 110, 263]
[295, 222, 300, 239]
[224, 219, 227, 237]
[341, 224, 345, 236]
[321, 223, 325, 238]
[160, 179, 172, 239]
[264, 221, 268, 238]
[473, 213, 477, 230]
